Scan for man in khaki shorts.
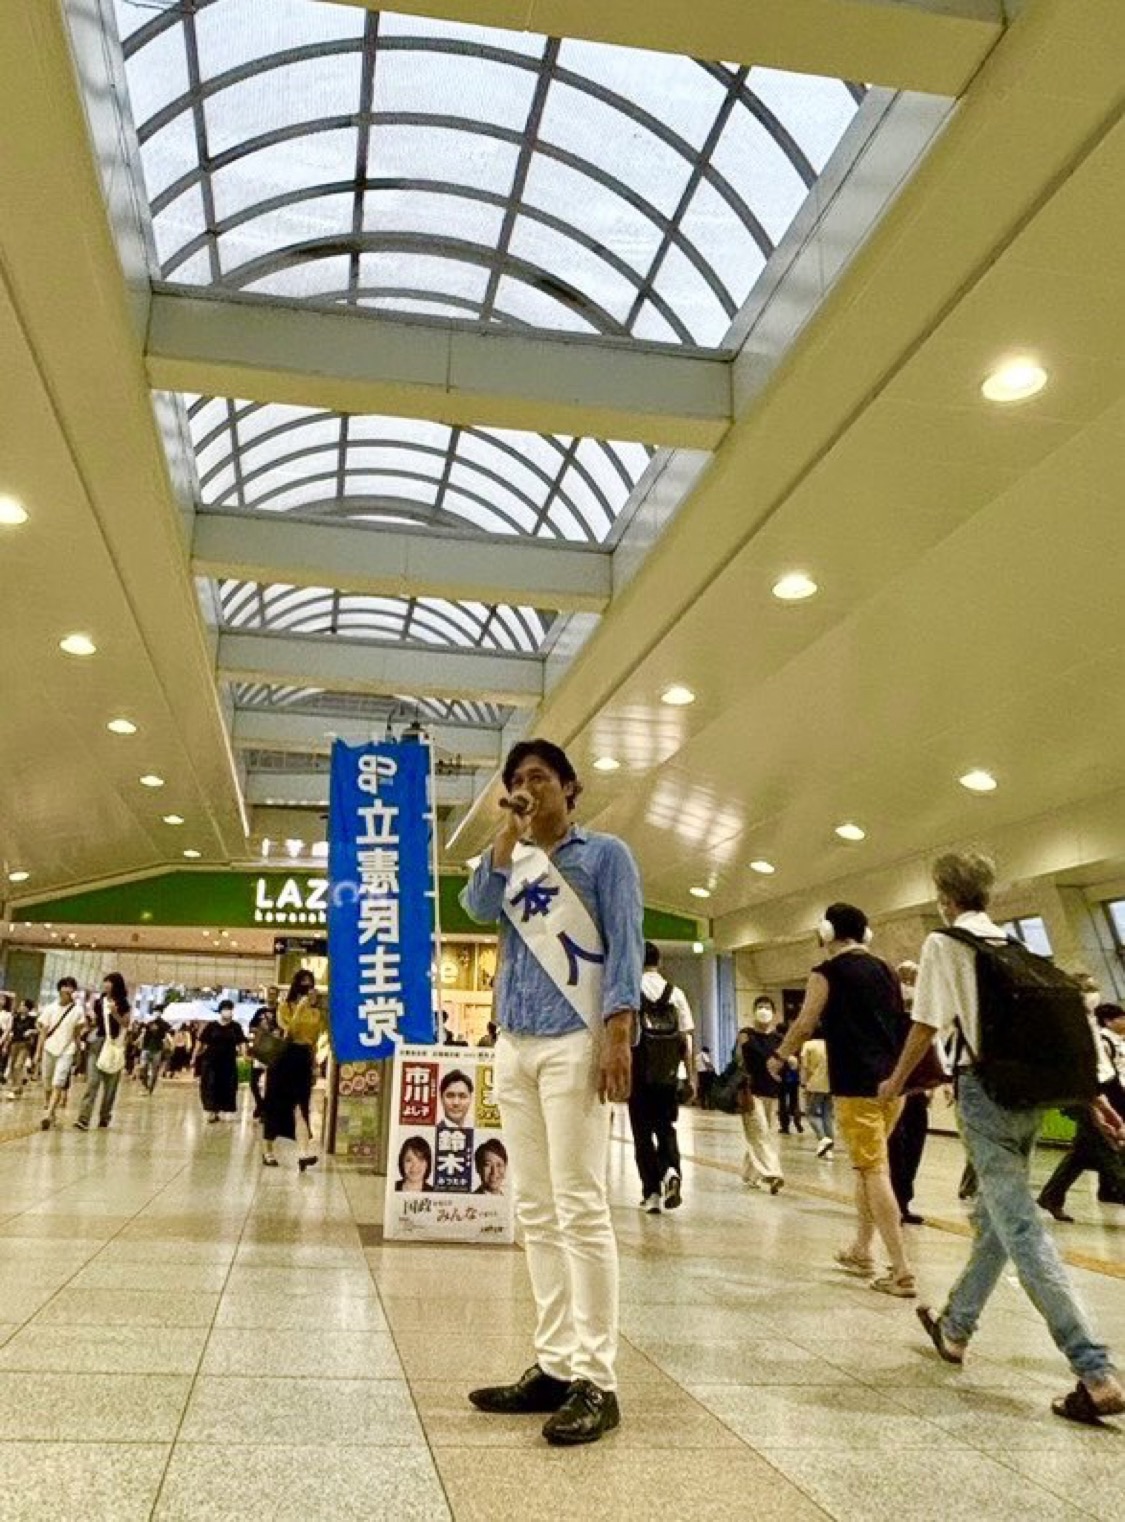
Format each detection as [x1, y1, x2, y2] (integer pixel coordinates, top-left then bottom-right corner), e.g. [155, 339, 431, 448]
[770, 902, 914, 1297]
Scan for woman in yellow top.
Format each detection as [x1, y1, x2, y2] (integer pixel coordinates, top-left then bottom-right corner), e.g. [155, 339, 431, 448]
[261, 968, 327, 1171]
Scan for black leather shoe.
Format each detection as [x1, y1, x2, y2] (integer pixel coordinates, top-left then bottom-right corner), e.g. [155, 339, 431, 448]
[1037, 1194, 1075, 1224]
[901, 1212, 925, 1226]
[469, 1365, 570, 1414]
[542, 1380, 621, 1446]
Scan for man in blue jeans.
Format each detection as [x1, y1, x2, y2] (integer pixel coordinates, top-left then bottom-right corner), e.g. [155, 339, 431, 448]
[881, 850, 1124, 1425]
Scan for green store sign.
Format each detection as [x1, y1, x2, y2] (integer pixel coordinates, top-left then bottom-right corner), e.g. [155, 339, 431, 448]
[20, 870, 701, 942]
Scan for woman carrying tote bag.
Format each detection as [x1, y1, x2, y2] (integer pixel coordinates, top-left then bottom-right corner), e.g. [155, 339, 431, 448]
[76, 972, 131, 1131]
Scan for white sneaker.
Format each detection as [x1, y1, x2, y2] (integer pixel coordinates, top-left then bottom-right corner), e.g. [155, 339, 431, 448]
[641, 1193, 662, 1214]
[816, 1138, 833, 1158]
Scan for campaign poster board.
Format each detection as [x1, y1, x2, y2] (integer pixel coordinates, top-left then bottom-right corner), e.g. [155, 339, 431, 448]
[384, 1044, 513, 1244]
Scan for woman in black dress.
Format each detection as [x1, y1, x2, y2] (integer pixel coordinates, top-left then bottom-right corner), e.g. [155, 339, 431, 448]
[197, 1001, 245, 1123]
[261, 969, 326, 1171]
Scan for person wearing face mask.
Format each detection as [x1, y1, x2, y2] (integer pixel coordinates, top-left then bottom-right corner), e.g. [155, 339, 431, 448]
[1037, 994, 1125, 1221]
[261, 969, 326, 1170]
[879, 851, 1124, 1427]
[735, 1000, 785, 1193]
[770, 905, 914, 1296]
[196, 1000, 246, 1123]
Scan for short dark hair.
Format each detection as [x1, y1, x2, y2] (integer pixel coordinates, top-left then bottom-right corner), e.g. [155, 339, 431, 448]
[1095, 1003, 1125, 1027]
[644, 941, 660, 969]
[218, 999, 234, 1012]
[475, 1138, 508, 1170]
[57, 977, 78, 992]
[824, 902, 868, 943]
[440, 1069, 473, 1095]
[502, 739, 582, 810]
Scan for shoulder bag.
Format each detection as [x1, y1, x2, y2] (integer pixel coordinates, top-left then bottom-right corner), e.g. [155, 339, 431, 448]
[96, 1004, 127, 1075]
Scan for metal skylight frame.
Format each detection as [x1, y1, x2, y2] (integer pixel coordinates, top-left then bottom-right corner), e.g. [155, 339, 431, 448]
[229, 682, 507, 730]
[188, 396, 653, 543]
[217, 579, 554, 654]
[113, 0, 864, 347]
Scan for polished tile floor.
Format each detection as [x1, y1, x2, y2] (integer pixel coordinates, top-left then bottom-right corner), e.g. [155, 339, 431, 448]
[0, 1078, 1122, 1520]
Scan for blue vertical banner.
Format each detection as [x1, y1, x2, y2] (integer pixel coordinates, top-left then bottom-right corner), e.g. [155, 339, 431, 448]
[328, 740, 437, 1061]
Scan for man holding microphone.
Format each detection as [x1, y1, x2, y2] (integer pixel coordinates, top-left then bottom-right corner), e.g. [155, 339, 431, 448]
[461, 739, 643, 1446]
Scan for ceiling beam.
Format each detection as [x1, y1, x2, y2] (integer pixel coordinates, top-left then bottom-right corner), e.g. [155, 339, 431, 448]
[231, 708, 502, 765]
[193, 511, 611, 614]
[244, 770, 478, 808]
[145, 290, 730, 451]
[217, 632, 544, 707]
[326, 0, 1003, 97]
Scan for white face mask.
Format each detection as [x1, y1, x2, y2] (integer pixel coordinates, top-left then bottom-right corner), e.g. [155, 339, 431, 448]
[753, 1010, 773, 1027]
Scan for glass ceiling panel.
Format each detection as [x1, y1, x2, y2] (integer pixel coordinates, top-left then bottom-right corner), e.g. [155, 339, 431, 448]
[217, 581, 554, 654]
[188, 398, 651, 544]
[229, 682, 507, 730]
[113, 1, 864, 347]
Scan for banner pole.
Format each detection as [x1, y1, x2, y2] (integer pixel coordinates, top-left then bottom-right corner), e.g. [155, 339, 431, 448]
[426, 738, 442, 1044]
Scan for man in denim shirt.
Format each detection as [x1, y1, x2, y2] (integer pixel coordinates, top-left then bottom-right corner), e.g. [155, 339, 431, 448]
[461, 739, 642, 1445]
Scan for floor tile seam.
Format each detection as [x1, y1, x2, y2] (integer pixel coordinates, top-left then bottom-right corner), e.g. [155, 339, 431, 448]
[1, 1153, 200, 1347]
[629, 1132, 1125, 1282]
[351, 1196, 457, 1517]
[973, 1445, 1111, 1518]
[144, 1149, 270, 1521]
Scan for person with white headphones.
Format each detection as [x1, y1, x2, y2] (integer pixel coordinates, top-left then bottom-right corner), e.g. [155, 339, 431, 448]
[769, 902, 916, 1297]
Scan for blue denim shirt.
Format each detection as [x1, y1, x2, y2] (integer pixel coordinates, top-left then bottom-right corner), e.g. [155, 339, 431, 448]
[460, 826, 644, 1037]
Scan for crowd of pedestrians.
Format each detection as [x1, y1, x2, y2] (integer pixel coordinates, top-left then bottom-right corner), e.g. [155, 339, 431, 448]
[0, 975, 330, 1170]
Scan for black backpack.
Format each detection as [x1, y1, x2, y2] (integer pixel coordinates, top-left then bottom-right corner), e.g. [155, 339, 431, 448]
[939, 927, 1098, 1110]
[634, 980, 683, 1087]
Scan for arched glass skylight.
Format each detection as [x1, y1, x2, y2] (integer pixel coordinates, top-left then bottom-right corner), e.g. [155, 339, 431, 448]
[219, 580, 553, 653]
[231, 683, 506, 730]
[189, 396, 652, 542]
[232, 683, 505, 728]
[113, 0, 863, 346]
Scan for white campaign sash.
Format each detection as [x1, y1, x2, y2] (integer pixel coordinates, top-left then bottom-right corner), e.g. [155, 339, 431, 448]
[501, 842, 605, 1030]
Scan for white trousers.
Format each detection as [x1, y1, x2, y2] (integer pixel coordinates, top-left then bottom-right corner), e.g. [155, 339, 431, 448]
[494, 1029, 618, 1392]
[740, 1095, 782, 1181]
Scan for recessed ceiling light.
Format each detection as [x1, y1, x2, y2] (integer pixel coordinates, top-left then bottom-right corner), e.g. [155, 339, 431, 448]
[106, 718, 138, 736]
[162, 814, 184, 825]
[0, 495, 28, 526]
[593, 756, 620, 772]
[139, 775, 165, 788]
[689, 886, 712, 899]
[981, 357, 1047, 403]
[59, 633, 97, 657]
[749, 860, 776, 875]
[661, 685, 695, 706]
[959, 768, 998, 793]
[183, 849, 201, 859]
[772, 572, 819, 602]
[7, 870, 30, 884]
[692, 941, 705, 955]
[835, 823, 866, 842]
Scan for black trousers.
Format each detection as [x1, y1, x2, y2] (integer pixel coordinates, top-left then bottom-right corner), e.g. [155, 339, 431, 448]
[628, 1084, 682, 1198]
[1040, 1107, 1125, 1206]
[778, 1083, 803, 1132]
[889, 1092, 931, 1212]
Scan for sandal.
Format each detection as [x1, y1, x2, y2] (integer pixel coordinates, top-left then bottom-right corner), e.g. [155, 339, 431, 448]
[1052, 1382, 1125, 1426]
[916, 1306, 964, 1365]
[871, 1270, 917, 1299]
[835, 1247, 876, 1277]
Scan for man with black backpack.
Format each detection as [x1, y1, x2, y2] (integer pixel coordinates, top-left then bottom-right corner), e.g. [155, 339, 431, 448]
[629, 943, 694, 1213]
[880, 851, 1124, 1426]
